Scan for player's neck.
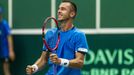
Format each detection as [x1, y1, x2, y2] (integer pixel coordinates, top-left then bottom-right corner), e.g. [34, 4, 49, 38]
[60, 19, 74, 31]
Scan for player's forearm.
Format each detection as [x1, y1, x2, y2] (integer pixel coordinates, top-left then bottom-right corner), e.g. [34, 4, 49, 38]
[34, 58, 47, 70]
[69, 58, 84, 68]
[57, 52, 85, 69]
[68, 52, 85, 68]
[34, 51, 48, 71]
[8, 35, 14, 52]
[57, 58, 84, 69]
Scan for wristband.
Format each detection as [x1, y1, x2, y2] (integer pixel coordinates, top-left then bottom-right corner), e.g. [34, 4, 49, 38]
[59, 58, 69, 67]
[32, 64, 38, 73]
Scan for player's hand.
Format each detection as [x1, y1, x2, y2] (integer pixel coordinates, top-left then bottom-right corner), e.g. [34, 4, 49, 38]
[26, 65, 35, 75]
[9, 50, 15, 62]
[49, 53, 61, 64]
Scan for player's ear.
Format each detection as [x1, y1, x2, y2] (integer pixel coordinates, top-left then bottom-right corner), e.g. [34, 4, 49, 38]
[70, 11, 75, 18]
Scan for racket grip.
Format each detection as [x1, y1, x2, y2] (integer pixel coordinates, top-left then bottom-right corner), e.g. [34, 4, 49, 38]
[51, 51, 57, 75]
[53, 64, 57, 75]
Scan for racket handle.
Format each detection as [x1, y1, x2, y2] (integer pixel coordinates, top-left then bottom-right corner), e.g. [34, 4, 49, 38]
[51, 52, 57, 75]
[53, 64, 57, 75]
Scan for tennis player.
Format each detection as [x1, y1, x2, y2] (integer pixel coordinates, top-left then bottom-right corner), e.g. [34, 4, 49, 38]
[0, 6, 15, 75]
[26, 1, 88, 75]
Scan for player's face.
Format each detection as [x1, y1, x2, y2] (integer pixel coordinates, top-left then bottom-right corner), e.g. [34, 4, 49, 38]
[57, 3, 73, 22]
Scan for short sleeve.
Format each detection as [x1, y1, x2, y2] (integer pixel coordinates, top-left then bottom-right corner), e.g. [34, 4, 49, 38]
[74, 32, 89, 53]
[3, 20, 11, 36]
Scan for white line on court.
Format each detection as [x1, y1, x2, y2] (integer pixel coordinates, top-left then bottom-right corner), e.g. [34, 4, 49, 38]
[96, 0, 101, 31]
[51, 0, 56, 28]
[11, 28, 134, 35]
[8, 0, 13, 28]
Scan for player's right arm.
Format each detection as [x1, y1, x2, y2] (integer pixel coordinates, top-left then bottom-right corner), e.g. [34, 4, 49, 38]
[26, 51, 48, 75]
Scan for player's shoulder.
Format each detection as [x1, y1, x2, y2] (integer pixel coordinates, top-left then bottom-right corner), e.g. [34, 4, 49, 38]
[48, 28, 57, 32]
[46, 28, 58, 35]
[1, 19, 8, 26]
[73, 27, 85, 36]
[2, 19, 8, 24]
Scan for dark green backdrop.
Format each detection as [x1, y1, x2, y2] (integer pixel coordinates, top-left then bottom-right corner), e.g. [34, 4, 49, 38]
[0, 0, 134, 75]
[13, 0, 95, 29]
[1, 0, 134, 28]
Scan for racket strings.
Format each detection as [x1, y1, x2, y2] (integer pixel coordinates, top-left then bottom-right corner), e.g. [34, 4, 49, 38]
[42, 17, 60, 51]
[49, 31, 60, 48]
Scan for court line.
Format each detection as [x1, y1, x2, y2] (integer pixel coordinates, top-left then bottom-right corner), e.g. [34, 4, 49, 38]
[51, 0, 56, 28]
[96, 0, 101, 31]
[8, 0, 13, 28]
[11, 29, 90, 35]
[11, 28, 134, 35]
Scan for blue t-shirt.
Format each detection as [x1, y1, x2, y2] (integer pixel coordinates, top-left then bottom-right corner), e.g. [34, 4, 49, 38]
[43, 27, 88, 75]
[0, 19, 10, 58]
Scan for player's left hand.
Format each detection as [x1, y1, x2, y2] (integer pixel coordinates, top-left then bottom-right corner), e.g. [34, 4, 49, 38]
[49, 53, 61, 64]
[9, 50, 15, 62]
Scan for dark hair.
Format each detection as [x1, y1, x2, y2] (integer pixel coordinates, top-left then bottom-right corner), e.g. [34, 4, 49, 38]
[62, 0, 77, 18]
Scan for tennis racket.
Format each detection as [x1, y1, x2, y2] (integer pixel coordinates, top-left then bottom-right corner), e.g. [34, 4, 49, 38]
[42, 17, 60, 75]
